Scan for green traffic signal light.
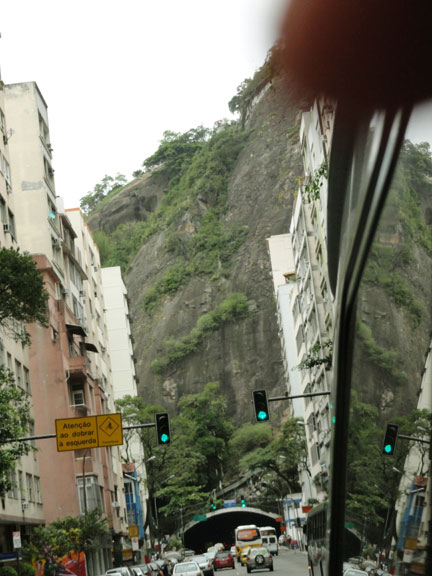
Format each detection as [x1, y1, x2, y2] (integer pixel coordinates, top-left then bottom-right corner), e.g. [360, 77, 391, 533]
[240, 495, 246, 508]
[252, 390, 270, 422]
[155, 413, 171, 445]
[382, 423, 398, 456]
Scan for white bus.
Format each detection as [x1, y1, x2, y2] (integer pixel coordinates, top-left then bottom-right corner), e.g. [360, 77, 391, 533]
[234, 525, 262, 562]
[260, 527, 278, 556]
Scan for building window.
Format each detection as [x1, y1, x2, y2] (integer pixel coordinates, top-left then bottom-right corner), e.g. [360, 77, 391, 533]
[296, 325, 304, 354]
[7, 210, 16, 238]
[24, 367, 31, 394]
[38, 113, 50, 145]
[26, 474, 34, 502]
[6, 353, 13, 374]
[77, 476, 104, 513]
[292, 296, 301, 322]
[310, 443, 319, 466]
[18, 470, 25, 500]
[34, 476, 42, 503]
[0, 109, 6, 135]
[71, 384, 85, 406]
[8, 470, 18, 499]
[0, 338, 4, 366]
[4, 159, 11, 185]
[0, 196, 6, 224]
[15, 360, 22, 388]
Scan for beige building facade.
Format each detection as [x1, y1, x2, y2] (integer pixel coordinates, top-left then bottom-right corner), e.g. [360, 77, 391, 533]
[0, 77, 45, 562]
[3, 81, 126, 574]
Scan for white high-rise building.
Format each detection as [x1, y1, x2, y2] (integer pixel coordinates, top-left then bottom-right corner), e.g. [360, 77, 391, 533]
[101, 266, 149, 552]
[267, 98, 335, 502]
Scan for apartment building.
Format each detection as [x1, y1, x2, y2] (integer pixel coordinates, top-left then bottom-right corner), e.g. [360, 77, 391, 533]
[267, 99, 335, 502]
[0, 78, 45, 561]
[394, 341, 431, 567]
[3, 81, 126, 574]
[66, 210, 130, 538]
[101, 267, 148, 555]
[290, 99, 335, 500]
[266, 233, 315, 506]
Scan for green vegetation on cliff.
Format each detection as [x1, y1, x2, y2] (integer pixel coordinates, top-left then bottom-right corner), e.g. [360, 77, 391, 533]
[151, 292, 249, 374]
[363, 141, 432, 326]
[93, 124, 249, 298]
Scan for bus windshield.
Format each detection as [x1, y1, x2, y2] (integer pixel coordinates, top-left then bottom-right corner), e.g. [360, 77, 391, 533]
[236, 529, 260, 542]
[260, 527, 276, 538]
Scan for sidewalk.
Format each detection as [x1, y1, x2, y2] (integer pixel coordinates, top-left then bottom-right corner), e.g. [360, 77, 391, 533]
[278, 545, 307, 556]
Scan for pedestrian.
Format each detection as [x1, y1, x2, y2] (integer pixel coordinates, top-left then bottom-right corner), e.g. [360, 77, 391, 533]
[159, 560, 170, 576]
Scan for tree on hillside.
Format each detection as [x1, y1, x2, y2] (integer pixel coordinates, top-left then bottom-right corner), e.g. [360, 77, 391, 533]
[79, 173, 127, 215]
[142, 127, 209, 183]
[0, 247, 48, 345]
[346, 392, 431, 545]
[0, 368, 33, 497]
[238, 418, 307, 494]
[156, 383, 234, 519]
[225, 422, 273, 480]
[114, 395, 170, 536]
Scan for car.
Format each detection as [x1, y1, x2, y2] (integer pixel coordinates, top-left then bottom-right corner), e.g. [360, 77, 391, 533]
[213, 551, 235, 571]
[261, 536, 278, 556]
[245, 547, 273, 573]
[106, 569, 133, 576]
[343, 570, 368, 576]
[347, 557, 364, 567]
[131, 565, 153, 576]
[190, 555, 214, 576]
[240, 547, 250, 566]
[172, 561, 203, 576]
[204, 550, 217, 563]
[148, 563, 161, 576]
[182, 549, 196, 558]
[130, 568, 147, 576]
[229, 547, 236, 558]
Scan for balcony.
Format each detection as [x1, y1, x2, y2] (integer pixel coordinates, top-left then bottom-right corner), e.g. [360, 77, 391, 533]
[70, 403, 90, 417]
[68, 355, 87, 378]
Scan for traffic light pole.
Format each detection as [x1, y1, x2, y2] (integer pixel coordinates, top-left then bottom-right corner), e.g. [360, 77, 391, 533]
[268, 391, 331, 402]
[1, 422, 157, 444]
[397, 434, 431, 445]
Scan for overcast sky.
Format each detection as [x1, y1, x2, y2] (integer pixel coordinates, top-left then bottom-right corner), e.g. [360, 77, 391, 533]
[1, 0, 288, 209]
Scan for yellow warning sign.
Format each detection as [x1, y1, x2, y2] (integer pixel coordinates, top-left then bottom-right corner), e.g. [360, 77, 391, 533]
[129, 525, 139, 538]
[97, 413, 123, 447]
[55, 416, 98, 452]
[55, 413, 123, 452]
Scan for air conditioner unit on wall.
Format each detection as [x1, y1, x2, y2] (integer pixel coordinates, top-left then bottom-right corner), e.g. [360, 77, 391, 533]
[112, 501, 121, 508]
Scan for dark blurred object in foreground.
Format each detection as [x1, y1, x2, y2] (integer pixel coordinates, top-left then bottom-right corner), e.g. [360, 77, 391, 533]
[278, 0, 432, 110]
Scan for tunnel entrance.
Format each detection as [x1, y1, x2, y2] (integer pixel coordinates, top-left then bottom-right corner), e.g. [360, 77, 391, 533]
[183, 507, 280, 553]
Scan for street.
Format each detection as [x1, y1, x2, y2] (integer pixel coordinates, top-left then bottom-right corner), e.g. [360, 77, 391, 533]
[230, 548, 309, 576]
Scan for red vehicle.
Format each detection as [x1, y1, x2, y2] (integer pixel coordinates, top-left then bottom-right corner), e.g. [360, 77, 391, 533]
[213, 552, 235, 571]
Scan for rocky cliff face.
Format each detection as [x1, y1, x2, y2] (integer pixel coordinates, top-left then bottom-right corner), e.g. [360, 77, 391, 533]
[88, 75, 305, 423]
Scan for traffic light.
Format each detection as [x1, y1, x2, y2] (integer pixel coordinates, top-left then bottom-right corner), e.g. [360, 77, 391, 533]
[240, 495, 246, 508]
[382, 423, 398, 456]
[252, 390, 270, 422]
[155, 412, 171, 445]
[210, 499, 217, 510]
